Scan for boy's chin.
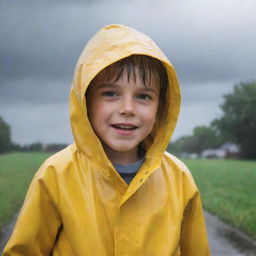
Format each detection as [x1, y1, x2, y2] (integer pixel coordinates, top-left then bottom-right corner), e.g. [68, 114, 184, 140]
[107, 145, 138, 154]
[102, 142, 139, 155]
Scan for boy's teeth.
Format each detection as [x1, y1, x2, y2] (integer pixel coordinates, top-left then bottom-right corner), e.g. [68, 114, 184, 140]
[112, 124, 136, 130]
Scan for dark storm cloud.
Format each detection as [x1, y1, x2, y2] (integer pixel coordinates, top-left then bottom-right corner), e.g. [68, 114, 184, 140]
[0, 1, 85, 82]
[1, 0, 255, 90]
[0, 1, 99, 104]
[0, 0, 255, 143]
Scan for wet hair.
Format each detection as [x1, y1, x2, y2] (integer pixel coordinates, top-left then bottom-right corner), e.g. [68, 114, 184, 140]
[88, 54, 168, 118]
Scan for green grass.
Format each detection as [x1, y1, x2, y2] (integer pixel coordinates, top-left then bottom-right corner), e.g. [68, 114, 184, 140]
[183, 158, 256, 240]
[0, 152, 51, 230]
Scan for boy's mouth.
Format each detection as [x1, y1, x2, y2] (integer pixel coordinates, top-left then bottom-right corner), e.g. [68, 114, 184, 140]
[111, 124, 138, 130]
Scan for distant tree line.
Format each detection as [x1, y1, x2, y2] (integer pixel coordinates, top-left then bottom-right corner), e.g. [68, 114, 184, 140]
[168, 125, 224, 156]
[0, 117, 67, 153]
[0, 116, 12, 153]
[168, 81, 256, 159]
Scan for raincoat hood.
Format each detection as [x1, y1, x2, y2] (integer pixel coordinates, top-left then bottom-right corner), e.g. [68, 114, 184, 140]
[70, 24, 180, 166]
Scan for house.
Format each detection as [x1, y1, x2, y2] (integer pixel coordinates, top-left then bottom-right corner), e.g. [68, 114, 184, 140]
[201, 142, 240, 159]
[201, 148, 226, 158]
[219, 142, 240, 158]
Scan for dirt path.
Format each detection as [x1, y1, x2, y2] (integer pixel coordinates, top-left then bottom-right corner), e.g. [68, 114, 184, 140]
[0, 212, 18, 254]
[205, 212, 256, 256]
[1, 211, 256, 255]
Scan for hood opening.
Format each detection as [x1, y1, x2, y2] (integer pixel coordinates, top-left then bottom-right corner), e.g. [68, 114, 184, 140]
[70, 24, 180, 167]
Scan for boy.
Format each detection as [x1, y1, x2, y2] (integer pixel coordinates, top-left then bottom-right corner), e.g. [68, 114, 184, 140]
[3, 24, 210, 255]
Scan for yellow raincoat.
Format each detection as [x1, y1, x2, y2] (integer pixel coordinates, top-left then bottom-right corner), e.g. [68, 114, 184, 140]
[3, 24, 210, 256]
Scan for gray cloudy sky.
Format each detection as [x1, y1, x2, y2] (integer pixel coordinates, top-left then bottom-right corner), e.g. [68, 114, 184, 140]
[0, 0, 255, 145]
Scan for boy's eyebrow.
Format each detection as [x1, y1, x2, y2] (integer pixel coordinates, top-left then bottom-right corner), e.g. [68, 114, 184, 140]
[95, 83, 158, 94]
[140, 87, 158, 93]
[95, 83, 119, 90]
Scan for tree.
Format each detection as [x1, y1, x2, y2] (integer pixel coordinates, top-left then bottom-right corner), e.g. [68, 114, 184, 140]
[28, 142, 43, 152]
[168, 135, 195, 154]
[191, 126, 223, 154]
[169, 125, 222, 155]
[0, 116, 12, 153]
[212, 81, 256, 159]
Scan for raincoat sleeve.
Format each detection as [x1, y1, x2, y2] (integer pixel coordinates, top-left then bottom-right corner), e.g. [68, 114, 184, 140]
[180, 191, 210, 255]
[2, 162, 62, 256]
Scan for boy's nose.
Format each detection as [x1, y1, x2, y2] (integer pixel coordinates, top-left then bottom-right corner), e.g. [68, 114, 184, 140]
[119, 96, 135, 115]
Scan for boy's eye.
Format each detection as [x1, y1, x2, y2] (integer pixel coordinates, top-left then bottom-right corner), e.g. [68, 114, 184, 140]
[137, 94, 152, 100]
[102, 91, 118, 97]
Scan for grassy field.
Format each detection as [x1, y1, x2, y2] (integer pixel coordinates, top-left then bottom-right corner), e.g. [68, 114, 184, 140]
[0, 152, 51, 230]
[184, 158, 256, 240]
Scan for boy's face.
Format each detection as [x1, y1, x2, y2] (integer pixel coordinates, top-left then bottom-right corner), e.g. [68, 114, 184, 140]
[86, 70, 159, 163]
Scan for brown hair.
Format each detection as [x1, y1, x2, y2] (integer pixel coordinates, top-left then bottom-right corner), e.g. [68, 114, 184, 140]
[88, 54, 168, 119]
